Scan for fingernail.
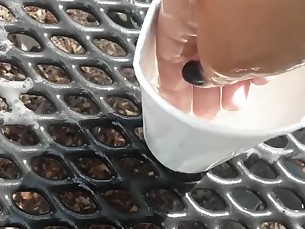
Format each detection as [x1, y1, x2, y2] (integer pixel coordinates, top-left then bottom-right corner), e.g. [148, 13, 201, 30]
[182, 60, 204, 86]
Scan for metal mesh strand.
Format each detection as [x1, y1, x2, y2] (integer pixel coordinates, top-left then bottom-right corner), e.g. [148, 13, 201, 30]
[0, 0, 303, 229]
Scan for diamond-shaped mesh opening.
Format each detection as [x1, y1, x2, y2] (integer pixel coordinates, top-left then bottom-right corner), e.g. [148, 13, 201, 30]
[146, 189, 185, 213]
[118, 156, 157, 178]
[282, 159, 305, 180]
[8, 33, 42, 52]
[64, 94, 100, 115]
[20, 93, 57, 114]
[13, 191, 50, 215]
[106, 96, 140, 117]
[120, 66, 139, 85]
[75, 156, 114, 180]
[0, 5, 14, 21]
[79, 66, 113, 85]
[191, 188, 227, 211]
[2, 125, 40, 146]
[66, 9, 100, 27]
[0, 0, 304, 228]
[0, 62, 26, 81]
[260, 222, 288, 229]
[93, 38, 127, 57]
[23, 5, 58, 24]
[92, 125, 127, 147]
[49, 124, 86, 147]
[107, 9, 141, 29]
[264, 135, 288, 148]
[272, 188, 305, 210]
[231, 188, 266, 211]
[0, 157, 21, 179]
[210, 162, 239, 178]
[104, 189, 139, 213]
[31, 155, 68, 180]
[37, 64, 71, 84]
[244, 155, 278, 179]
[59, 189, 97, 214]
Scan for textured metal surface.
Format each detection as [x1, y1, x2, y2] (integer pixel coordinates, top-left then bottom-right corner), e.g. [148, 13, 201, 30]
[0, 0, 303, 229]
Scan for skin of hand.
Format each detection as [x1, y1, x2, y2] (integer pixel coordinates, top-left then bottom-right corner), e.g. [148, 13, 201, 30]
[156, 0, 305, 120]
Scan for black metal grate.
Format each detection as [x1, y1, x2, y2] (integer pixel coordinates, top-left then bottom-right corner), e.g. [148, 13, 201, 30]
[0, 0, 304, 229]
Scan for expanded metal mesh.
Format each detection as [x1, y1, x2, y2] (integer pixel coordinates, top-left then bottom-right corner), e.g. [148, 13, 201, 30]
[0, 0, 303, 229]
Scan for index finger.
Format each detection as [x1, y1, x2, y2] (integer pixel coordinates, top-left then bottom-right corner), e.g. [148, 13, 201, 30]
[156, 0, 197, 112]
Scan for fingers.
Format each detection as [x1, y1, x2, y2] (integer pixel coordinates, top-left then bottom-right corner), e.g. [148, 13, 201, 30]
[251, 75, 274, 85]
[158, 58, 193, 112]
[222, 81, 250, 111]
[193, 87, 221, 120]
[156, 0, 197, 113]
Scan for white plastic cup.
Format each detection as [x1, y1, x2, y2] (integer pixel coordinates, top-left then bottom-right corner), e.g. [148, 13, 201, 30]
[133, 0, 305, 174]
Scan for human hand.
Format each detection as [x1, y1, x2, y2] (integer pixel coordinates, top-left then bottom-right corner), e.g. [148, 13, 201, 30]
[156, 0, 305, 120]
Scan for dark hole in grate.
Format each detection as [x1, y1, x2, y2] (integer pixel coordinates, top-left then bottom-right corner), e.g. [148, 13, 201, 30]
[93, 38, 126, 57]
[177, 222, 207, 229]
[0, 5, 14, 21]
[244, 155, 277, 179]
[134, 127, 144, 141]
[0, 157, 20, 179]
[273, 188, 305, 210]
[49, 124, 85, 147]
[133, 39, 138, 47]
[92, 126, 127, 147]
[191, 188, 227, 211]
[210, 162, 239, 178]
[119, 157, 157, 178]
[7, 33, 42, 52]
[37, 64, 71, 84]
[231, 188, 266, 211]
[31, 156, 68, 180]
[23, 6, 58, 24]
[0, 97, 8, 112]
[264, 135, 288, 148]
[89, 225, 116, 229]
[282, 159, 305, 180]
[79, 66, 113, 86]
[64, 94, 100, 115]
[120, 67, 139, 85]
[134, 223, 161, 229]
[292, 128, 305, 145]
[104, 189, 139, 213]
[20, 93, 57, 114]
[44, 226, 71, 229]
[66, 9, 99, 26]
[146, 189, 185, 213]
[0, 62, 26, 81]
[76, 156, 113, 180]
[260, 222, 287, 229]
[221, 221, 248, 229]
[2, 125, 40, 146]
[51, 36, 86, 55]
[13, 191, 50, 215]
[107, 10, 140, 29]
[106, 96, 140, 117]
[59, 190, 97, 214]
